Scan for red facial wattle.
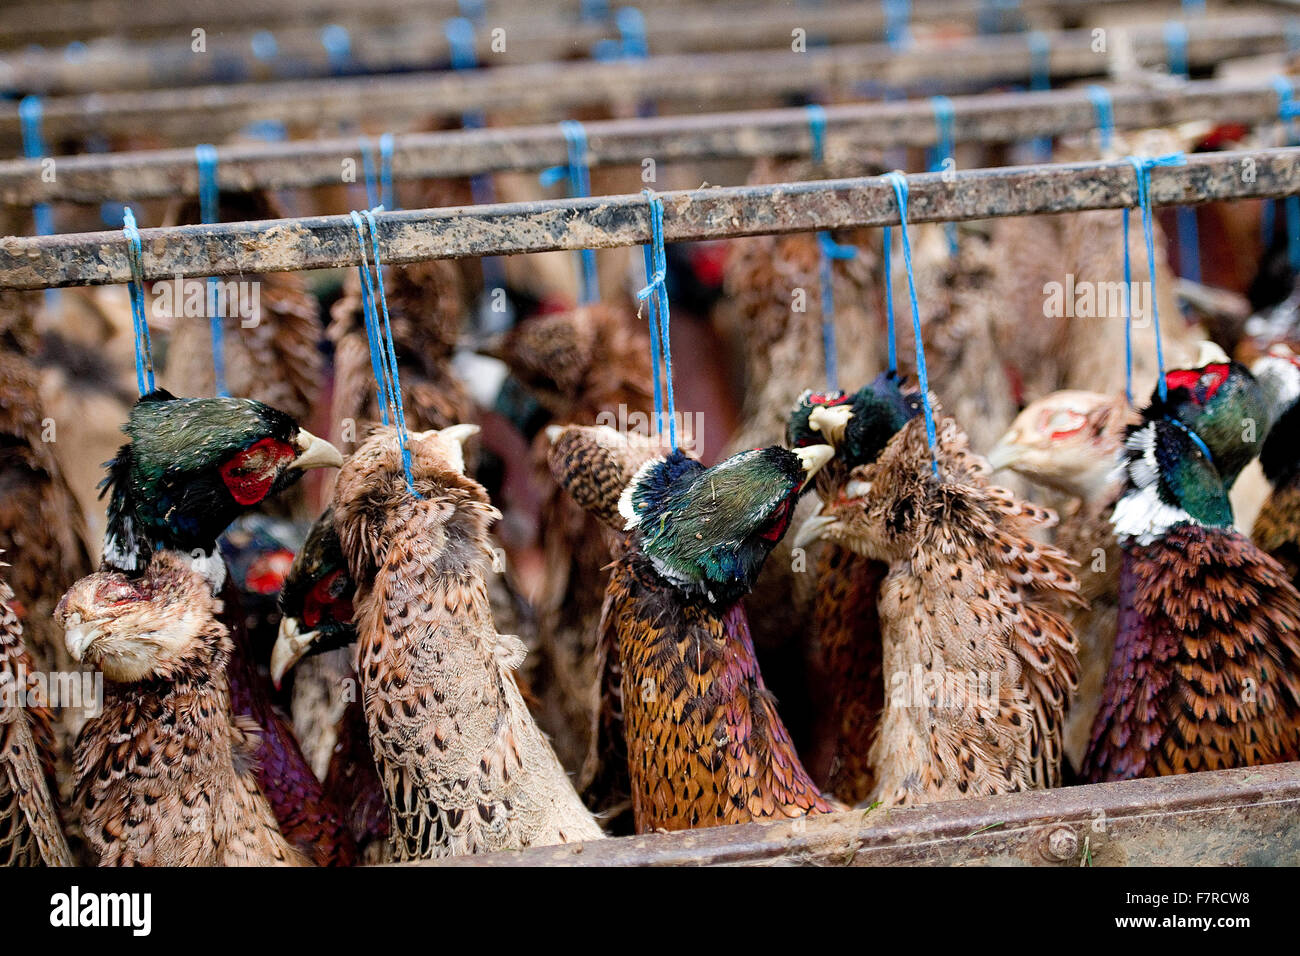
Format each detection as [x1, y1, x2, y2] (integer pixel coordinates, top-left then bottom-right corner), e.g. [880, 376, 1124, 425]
[302, 569, 353, 630]
[760, 496, 797, 542]
[219, 437, 298, 506]
[246, 550, 295, 595]
[1164, 364, 1229, 404]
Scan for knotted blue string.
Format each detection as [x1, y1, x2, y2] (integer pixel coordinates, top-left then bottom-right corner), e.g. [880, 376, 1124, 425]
[321, 25, 351, 73]
[636, 190, 676, 450]
[882, 223, 898, 377]
[1164, 22, 1188, 78]
[1272, 76, 1300, 271]
[1028, 32, 1052, 160]
[884, 0, 911, 49]
[350, 208, 418, 495]
[884, 172, 939, 478]
[807, 104, 852, 390]
[1125, 154, 1186, 403]
[930, 95, 959, 255]
[194, 144, 228, 397]
[540, 121, 600, 304]
[1086, 85, 1115, 154]
[121, 208, 156, 396]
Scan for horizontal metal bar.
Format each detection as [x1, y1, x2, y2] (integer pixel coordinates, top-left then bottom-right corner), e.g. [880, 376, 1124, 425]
[0, 1, 1093, 94]
[0, 15, 1283, 147]
[0, 0, 1138, 51]
[2, 148, 1296, 291]
[0, 79, 1286, 207]
[410, 761, 1300, 866]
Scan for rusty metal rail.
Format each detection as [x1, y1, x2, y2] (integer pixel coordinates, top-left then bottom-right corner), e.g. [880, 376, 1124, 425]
[0, 0, 1147, 51]
[0, 0, 1140, 94]
[412, 762, 1300, 866]
[0, 15, 1283, 147]
[0, 79, 1287, 207]
[2, 147, 1297, 290]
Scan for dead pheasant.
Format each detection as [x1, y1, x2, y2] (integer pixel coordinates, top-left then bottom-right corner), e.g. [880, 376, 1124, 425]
[1251, 349, 1300, 581]
[331, 424, 603, 859]
[1081, 401, 1300, 781]
[559, 426, 838, 832]
[56, 553, 310, 866]
[796, 385, 1080, 806]
[986, 390, 1138, 770]
[0, 572, 72, 866]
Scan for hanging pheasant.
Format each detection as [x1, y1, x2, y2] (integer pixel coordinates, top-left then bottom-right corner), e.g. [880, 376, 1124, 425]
[98, 391, 354, 866]
[783, 377, 920, 803]
[56, 553, 310, 866]
[1081, 404, 1300, 781]
[270, 508, 389, 864]
[0, 572, 72, 867]
[795, 383, 1080, 806]
[331, 424, 603, 859]
[559, 426, 838, 832]
[484, 303, 652, 774]
[986, 390, 1138, 771]
[1250, 349, 1300, 581]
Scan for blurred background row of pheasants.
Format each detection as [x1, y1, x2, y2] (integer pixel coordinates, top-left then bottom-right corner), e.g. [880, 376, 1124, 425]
[7, 0, 1300, 866]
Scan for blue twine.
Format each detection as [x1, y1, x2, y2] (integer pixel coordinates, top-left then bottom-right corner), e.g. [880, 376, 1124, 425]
[194, 144, 228, 398]
[636, 190, 676, 450]
[121, 208, 156, 396]
[1027, 32, 1052, 160]
[807, 104, 851, 389]
[359, 136, 379, 210]
[884, 172, 939, 478]
[1122, 204, 1135, 405]
[556, 121, 599, 304]
[1165, 413, 1214, 465]
[1087, 85, 1115, 153]
[884, 0, 911, 49]
[18, 96, 54, 240]
[616, 7, 649, 59]
[581, 0, 611, 21]
[321, 25, 351, 73]
[379, 133, 395, 211]
[1124, 154, 1186, 402]
[1176, 205, 1201, 285]
[445, 18, 478, 71]
[979, 0, 1021, 35]
[458, 0, 486, 22]
[350, 208, 418, 495]
[807, 103, 827, 164]
[250, 30, 278, 60]
[930, 95, 959, 255]
[1164, 22, 1188, 78]
[1273, 76, 1300, 271]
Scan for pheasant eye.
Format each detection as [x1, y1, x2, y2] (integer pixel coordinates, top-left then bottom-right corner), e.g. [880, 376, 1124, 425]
[303, 570, 353, 629]
[1042, 409, 1085, 441]
[219, 437, 297, 506]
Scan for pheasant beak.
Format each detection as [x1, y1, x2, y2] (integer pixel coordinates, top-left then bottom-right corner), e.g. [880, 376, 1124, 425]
[794, 509, 838, 549]
[63, 618, 96, 663]
[270, 615, 320, 690]
[985, 439, 1027, 473]
[290, 430, 344, 471]
[808, 404, 854, 444]
[794, 444, 834, 489]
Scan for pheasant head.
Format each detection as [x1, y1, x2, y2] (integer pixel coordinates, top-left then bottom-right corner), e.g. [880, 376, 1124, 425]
[986, 390, 1136, 500]
[1151, 358, 1266, 489]
[56, 552, 226, 683]
[100, 391, 342, 579]
[787, 373, 921, 471]
[619, 443, 833, 605]
[1110, 415, 1234, 547]
[331, 424, 493, 584]
[269, 508, 356, 688]
[1254, 348, 1300, 490]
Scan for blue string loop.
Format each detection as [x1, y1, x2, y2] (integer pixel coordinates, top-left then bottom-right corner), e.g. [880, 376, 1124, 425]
[1086, 85, 1115, 154]
[1274, 76, 1300, 271]
[18, 96, 54, 243]
[350, 208, 419, 496]
[884, 0, 911, 49]
[930, 95, 959, 255]
[1164, 22, 1188, 79]
[121, 208, 156, 396]
[194, 144, 228, 398]
[883, 172, 940, 478]
[806, 103, 828, 164]
[1123, 154, 1186, 403]
[882, 224, 898, 377]
[560, 121, 599, 304]
[636, 190, 676, 450]
[444, 18, 478, 70]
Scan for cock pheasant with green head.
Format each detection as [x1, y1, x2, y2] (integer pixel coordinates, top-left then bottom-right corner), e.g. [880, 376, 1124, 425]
[1080, 380, 1300, 781]
[557, 427, 838, 832]
[96, 390, 354, 865]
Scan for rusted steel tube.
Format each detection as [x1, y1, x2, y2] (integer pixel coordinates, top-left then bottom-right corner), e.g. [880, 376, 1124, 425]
[2, 148, 1295, 291]
[0, 79, 1284, 207]
[0, 15, 1284, 145]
